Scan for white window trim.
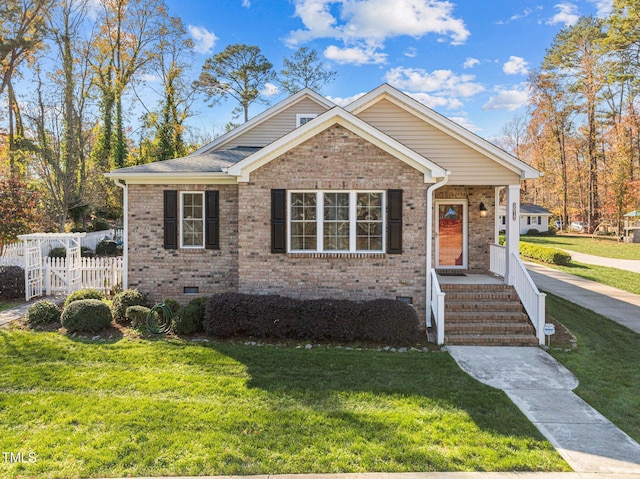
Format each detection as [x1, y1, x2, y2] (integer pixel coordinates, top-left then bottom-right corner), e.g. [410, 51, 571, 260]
[288, 190, 386, 254]
[296, 113, 317, 128]
[179, 191, 205, 249]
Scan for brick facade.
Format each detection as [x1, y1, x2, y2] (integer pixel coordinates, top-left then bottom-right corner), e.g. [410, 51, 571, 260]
[125, 126, 497, 317]
[236, 124, 429, 320]
[127, 183, 239, 303]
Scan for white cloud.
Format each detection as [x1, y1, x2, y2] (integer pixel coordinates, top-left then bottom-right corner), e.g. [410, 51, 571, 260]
[463, 57, 480, 69]
[547, 3, 580, 27]
[587, 0, 612, 17]
[326, 92, 366, 107]
[385, 67, 484, 98]
[261, 82, 280, 96]
[407, 92, 463, 110]
[286, 0, 470, 65]
[503, 56, 529, 75]
[404, 47, 417, 58]
[188, 25, 218, 55]
[483, 85, 529, 111]
[448, 115, 481, 132]
[510, 8, 532, 21]
[324, 44, 387, 65]
[242, 0, 251, 6]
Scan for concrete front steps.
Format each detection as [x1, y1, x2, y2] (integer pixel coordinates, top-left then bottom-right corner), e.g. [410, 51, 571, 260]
[441, 283, 538, 346]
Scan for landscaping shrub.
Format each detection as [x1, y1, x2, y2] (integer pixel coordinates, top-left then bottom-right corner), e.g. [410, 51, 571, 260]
[126, 305, 151, 329]
[90, 217, 111, 232]
[95, 240, 120, 256]
[111, 288, 148, 323]
[26, 300, 61, 326]
[64, 289, 104, 309]
[163, 298, 181, 314]
[0, 265, 25, 299]
[203, 293, 419, 344]
[61, 299, 112, 332]
[172, 304, 204, 334]
[48, 246, 94, 258]
[520, 242, 571, 265]
[526, 229, 540, 236]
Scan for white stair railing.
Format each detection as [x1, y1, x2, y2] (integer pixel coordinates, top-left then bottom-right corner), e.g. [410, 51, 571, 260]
[430, 269, 446, 345]
[489, 243, 506, 277]
[509, 252, 546, 345]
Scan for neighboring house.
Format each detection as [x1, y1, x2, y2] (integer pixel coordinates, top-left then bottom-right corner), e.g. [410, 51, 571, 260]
[106, 84, 541, 342]
[498, 204, 553, 235]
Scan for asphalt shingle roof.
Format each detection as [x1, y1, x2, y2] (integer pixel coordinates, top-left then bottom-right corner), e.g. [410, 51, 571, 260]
[110, 147, 260, 174]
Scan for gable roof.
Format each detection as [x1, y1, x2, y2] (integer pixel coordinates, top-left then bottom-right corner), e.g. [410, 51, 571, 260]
[345, 84, 539, 180]
[190, 88, 335, 155]
[226, 107, 449, 183]
[498, 204, 553, 216]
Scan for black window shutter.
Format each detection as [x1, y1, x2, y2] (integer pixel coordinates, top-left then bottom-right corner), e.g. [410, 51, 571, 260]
[387, 189, 403, 254]
[205, 190, 220, 250]
[271, 189, 286, 253]
[164, 190, 178, 249]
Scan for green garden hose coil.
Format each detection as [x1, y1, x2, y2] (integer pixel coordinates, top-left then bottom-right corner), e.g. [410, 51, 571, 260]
[146, 303, 172, 334]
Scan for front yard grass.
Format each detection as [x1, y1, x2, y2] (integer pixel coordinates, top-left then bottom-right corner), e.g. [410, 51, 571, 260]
[522, 235, 640, 260]
[546, 294, 640, 443]
[0, 301, 21, 313]
[0, 329, 568, 478]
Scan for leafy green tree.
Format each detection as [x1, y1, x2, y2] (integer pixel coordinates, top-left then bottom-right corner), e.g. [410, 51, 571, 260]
[542, 16, 606, 231]
[0, 178, 39, 254]
[279, 47, 337, 94]
[197, 44, 275, 123]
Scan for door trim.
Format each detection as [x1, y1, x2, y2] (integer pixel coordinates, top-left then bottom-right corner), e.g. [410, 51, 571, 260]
[435, 199, 468, 269]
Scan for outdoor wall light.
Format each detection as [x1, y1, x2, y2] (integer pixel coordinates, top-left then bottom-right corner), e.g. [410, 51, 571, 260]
[479, 202, 488, 217]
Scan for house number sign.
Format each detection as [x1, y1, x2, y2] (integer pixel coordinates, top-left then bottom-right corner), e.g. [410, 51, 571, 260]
[512, 203, 517, 221]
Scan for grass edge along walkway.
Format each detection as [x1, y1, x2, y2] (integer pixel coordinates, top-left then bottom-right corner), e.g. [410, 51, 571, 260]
[0, 328, 569, 478]
[546, 293, 640, 444]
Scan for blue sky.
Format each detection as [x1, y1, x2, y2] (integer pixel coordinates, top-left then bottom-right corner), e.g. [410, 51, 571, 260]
[165, 0, 612, 140]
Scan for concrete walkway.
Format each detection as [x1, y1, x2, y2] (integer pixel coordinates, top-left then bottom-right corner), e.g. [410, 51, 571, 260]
[0, 296, 63, 327]
[559, 250, 640, 275]
[448, 346, 640, 474]
[525, 262, 640, 334]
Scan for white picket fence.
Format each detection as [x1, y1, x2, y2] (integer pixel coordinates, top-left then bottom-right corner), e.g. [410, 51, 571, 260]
[44, 257, 124, 295]
[0, 230, 115, 267]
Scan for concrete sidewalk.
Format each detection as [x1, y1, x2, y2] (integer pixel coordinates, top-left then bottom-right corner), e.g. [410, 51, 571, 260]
[448, 347, 640, 474]
[558, 250, 640, 275]
[525, 262, 640, 334]
[0, 296, 63, 327]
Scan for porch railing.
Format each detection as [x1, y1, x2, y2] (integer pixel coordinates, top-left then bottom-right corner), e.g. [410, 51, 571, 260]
[489, 243, 506, 277]
[430, 269, 446, 345]
[509, 252, 546, 345]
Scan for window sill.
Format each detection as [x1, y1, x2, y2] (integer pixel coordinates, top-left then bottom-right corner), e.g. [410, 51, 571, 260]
[287, 252, 386, 259]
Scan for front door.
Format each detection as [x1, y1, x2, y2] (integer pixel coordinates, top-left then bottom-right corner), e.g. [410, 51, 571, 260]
[435, 200, 468, 269]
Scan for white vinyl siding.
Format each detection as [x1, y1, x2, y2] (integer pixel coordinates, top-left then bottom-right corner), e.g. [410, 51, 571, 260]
[220, 98, 330, 149]
[356, 98, 520, 185]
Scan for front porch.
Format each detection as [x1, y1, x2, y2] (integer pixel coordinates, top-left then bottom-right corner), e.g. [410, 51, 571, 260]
[428, 245, 546, 346]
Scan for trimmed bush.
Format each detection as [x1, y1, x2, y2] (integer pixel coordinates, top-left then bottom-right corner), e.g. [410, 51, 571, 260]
[172, 304, 204, 334]
[48, 246, 93, 258]
[126, 305, 151, 329]
[0, 265, 25, 299]
[111, 288, 148, 323]
[520, 242, 571, 265]
[203, 293, 419, 344]
[64, 289, 104, 309]
[90, 217, 111, 232]
[26, 300, 61, 326]
[95, 240, 120, 256]
[61, 299, 112, 332]
[163, 299, 181, 314]
[525, 229, 540, 236]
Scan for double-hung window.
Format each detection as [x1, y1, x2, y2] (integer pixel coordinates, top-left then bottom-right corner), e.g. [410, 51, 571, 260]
[289, 191, 384, 253]
[180, 192, 205, 248]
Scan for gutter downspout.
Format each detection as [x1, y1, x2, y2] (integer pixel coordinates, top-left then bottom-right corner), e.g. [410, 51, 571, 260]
[425, 172, 450, 329]
[112, 179, 128, 289]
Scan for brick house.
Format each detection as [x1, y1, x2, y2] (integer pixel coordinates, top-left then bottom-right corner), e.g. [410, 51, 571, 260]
[107, 84, 545, 344]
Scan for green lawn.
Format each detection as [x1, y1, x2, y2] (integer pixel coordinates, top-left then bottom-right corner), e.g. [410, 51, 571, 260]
[522, 235, 640, 260]
[0, 301, 21, 313]
[0, 329, 568, 478]
[546, 294, 640, 443]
